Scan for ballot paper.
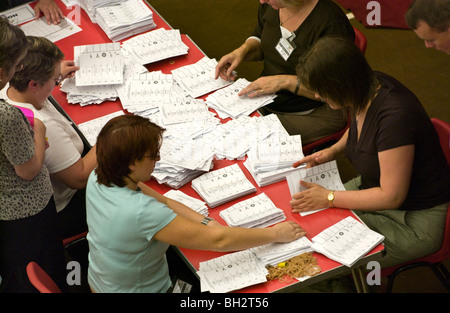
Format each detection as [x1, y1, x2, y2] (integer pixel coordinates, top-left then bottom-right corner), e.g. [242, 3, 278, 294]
[171, 57, 233, 98]
[219, 193, 286, 228]
[20, 16, 82, 42]
[94, 0, 156, 41]
[197, 250, 268, 293]
[3, 3, 35, 25]
[250, 236, 313, 267]
[77, 111, 125, 146]
[122, 28, 189, 65]
[191, 164, 257, 208]
[286, 160, 346, 216]
[311, 216, 384, 267]
[163, 190, 209, 217]
[245, 132, 304, 187]
[74, 42, 124, 87]
[205, 78, 276, 119]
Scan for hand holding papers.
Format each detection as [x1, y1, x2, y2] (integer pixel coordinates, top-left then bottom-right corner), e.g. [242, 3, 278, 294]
[286, 160, 345, 216]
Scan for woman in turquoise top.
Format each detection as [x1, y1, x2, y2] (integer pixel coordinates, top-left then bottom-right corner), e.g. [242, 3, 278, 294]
[86, 114, 306, 293]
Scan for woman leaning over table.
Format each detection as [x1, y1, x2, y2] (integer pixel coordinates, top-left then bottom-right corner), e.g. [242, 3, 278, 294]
[215, 0, 354, 145]
[2, 36, 93, 239]
[0, 17, 66, 292]
[290, 36, 450, 269]
[85, 114, 306, 293]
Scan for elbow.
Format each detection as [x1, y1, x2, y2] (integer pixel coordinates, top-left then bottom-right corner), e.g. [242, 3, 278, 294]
[384, 192, 408, 210]
[208, 229, 235, 252]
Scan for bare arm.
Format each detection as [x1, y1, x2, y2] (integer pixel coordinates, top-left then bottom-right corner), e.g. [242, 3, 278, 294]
[290, 145, 414, 213]
[50, 144, 97, 190]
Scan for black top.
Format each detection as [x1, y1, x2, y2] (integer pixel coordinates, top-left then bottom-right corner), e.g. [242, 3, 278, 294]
[251, 0, 355, 112]
[345, 72, 450, 211]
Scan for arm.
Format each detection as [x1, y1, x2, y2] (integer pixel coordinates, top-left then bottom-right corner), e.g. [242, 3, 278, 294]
[291, 145, 414, 213]
[33, 0, 64, 25]
[215, 38, 263, 81]
[137, 182, 220, 226]
[14, 118, 47, 180]
[154, 215, 306, 252]
[50, 144, 97, 190]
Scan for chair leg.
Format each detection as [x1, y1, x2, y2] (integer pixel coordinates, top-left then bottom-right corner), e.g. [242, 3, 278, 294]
[386, 262, 450, 293]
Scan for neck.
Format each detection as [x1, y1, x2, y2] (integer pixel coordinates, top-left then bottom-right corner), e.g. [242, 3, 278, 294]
[7, 86, 39, 108]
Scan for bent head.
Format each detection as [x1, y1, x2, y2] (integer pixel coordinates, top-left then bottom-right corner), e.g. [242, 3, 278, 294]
[95, 115, 165, 188]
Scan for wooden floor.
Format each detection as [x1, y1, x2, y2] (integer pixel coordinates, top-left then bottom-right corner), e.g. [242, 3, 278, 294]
[147, 0, 449, 293]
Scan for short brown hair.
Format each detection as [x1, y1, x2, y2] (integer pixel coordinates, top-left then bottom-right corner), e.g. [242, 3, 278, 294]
[296, 36, 378, 115]
[406, 0, 450, 32]
[0, 15, 28, 72]
[9, 36, 65, 92]
[95, 115, 165, 187]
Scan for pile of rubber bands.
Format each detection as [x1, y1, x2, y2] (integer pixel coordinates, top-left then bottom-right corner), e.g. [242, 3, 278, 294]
[266, 252, 321, 283]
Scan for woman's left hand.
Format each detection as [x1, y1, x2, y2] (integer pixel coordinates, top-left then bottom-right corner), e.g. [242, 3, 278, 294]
[290, 180, 329, 213]
[238, 75, 292, 97]
[61, 60, 80, 79]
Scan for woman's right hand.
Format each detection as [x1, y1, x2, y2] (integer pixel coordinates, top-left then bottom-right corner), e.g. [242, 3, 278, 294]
[272, 221, 306, 243]
[215, 49, 243, 81]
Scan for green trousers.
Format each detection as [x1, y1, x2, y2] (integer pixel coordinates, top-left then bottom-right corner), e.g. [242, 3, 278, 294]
[345, 176, 449, 269]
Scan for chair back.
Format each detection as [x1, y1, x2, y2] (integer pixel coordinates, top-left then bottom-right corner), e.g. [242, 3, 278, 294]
[431, 118, 450, 167]
[26, 262, 62, 293]
[431, 118, 450, 260]
[353, 26, 367, 54]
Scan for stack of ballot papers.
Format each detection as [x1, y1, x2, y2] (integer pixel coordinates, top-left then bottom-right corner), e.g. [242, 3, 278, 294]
[286, 160, 346, 216]
[191, 164, 257, 208]
[78, 0, 125, 23]
[94, 0, 156, 42]
[197, 250, 268, 293]
[205, 78, 277, 119]
[163, 190, 209, 217]
[219, 193, 286, 228]
[171, 56, 233, 98]
[245, 134, 304, 187]
[249, 236, 313, 267]
[122, 28, 189, 65]
[310, 216, 384, 267]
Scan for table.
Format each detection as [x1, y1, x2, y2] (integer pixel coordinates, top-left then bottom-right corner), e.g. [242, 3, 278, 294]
[20, 0, 384, 293]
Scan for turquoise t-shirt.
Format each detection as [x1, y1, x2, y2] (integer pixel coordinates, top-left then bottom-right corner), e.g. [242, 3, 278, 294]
[86, 171, 177, 293]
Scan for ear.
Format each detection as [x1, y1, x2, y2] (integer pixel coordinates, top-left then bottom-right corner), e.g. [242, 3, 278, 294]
[28, 80, 40, 93]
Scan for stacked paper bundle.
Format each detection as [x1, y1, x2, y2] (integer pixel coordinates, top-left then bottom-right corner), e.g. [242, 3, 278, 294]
[122, 28, 189, 65]
[171, 56, 233, 98]
[219, 193, 286, 228]
[249, 237, 313, 267]
[197, 250, 268, 293]
[95, 0, 156, 42]
[163, 190, 209, 217]
[245, 133, 304, 187]
[191, 164, 256, 208]
[205, 78, 277, 119]
[78, 0, 125, 23]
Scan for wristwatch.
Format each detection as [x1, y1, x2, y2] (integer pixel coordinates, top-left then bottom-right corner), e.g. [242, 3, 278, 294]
[201, 216, 214, 225]
[327, 190, 335, 207]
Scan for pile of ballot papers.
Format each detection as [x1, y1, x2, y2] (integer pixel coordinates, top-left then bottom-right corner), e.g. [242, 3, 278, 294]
[205, 78, 277, 119]
[219, 193, 286, 228]
[121, 28, 189, 65]
[191, 164, 257, 208]
[163, 190, 209, 217]
[78, 0, 125, 23]
[95, 0, 156, 42]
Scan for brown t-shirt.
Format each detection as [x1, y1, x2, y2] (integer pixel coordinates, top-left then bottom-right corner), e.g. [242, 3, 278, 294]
[345, 72, 450, 211]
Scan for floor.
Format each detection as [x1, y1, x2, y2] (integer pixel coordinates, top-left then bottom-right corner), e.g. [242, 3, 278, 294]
[146, 0, 449, 293]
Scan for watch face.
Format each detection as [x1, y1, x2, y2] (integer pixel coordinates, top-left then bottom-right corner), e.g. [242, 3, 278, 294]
[327, 192, 334, 201]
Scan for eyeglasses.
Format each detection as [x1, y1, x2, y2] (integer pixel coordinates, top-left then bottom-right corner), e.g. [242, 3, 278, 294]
[55, 74, 64, 86]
